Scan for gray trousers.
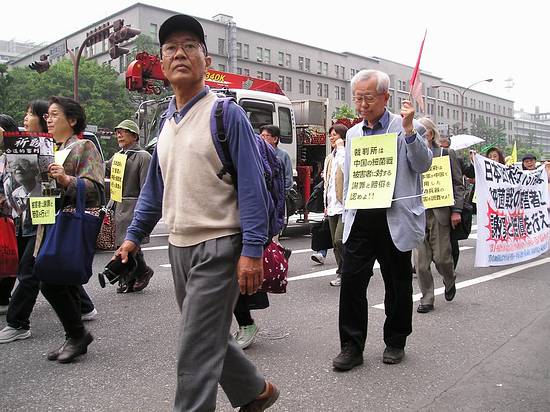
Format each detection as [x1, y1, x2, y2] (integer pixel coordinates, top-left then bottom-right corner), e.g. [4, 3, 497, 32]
[168, 235, 265, 412]
[415, 210, 456, 305]
[327, 214, 344, 274]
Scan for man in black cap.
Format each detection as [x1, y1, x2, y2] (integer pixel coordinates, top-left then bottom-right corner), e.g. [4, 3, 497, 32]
[522, 154, 537, 170]
[117, 14, 279, 412]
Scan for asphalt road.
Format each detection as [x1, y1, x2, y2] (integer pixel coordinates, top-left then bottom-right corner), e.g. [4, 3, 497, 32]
[1, 215, 549, 411]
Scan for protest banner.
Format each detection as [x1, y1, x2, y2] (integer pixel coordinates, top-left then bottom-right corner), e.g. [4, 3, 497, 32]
[422, 155, 454, 209]
[474, 154, 549, 267]
[345, 133, 397, 209]
[110, 153, 127, 202]
[29, 197, 56, 224]
[2, 132, 57, 212]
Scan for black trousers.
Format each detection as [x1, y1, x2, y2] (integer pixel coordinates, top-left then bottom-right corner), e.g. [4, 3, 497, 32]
[451, 237, 460, 269]
[0, 278, 16, 306]
[7, 235, 94, 330]
[339, 209, 413, 352]
[233, 292, 269, 327]
[40, 283, 86, 339]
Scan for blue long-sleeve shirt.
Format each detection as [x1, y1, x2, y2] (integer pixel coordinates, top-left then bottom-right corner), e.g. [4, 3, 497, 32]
[125, 86, 270, 258]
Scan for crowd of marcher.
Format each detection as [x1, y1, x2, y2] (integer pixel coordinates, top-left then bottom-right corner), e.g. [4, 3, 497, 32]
[1, 13, 550, 412]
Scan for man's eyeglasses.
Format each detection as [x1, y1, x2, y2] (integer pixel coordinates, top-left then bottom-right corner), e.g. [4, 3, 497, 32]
[161, 42, 203, 57]
[352, 94, 381, 104]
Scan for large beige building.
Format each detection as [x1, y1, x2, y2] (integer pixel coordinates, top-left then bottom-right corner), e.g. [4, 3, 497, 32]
[9, 2, 515, 142]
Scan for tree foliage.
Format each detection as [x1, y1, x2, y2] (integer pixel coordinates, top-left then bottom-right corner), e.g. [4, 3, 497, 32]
[2, 59, 134, 129]
[332, 104, 356, 120]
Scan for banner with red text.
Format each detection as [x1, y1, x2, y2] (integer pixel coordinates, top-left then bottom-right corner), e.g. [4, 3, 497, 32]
[474, 154, 549, 267]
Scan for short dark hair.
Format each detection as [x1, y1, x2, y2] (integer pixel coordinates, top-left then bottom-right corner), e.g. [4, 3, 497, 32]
[259, 124, 280, 138]
[0, 114, 18, 132]
[329, 123, 348, 140]
[48, 96, 87, 135]
[27, 100, 49, 133]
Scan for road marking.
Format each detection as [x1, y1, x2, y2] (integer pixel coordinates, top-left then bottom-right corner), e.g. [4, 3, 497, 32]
[155, 246, 474, 271]
[372, 256, 550, 310]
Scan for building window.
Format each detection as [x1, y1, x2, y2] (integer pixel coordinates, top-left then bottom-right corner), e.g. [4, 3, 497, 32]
[286, 77, 292, 92]
[243, 68, 249, 76]
[236, 67, 242, 75]
[323, 62, 328, 76]
[218, 64, 226, 71]
[305, 80, 311, 95]
[298, 56, 304, 71]
[278, 51, 284, 66]
[323, 84, 328, 98]
[218, 38, 225, 55]
[264, 48, 271, 64]
[285, 53, 291, 67]
[350, 68, 356, 77]
[299, 79, 304, 94]
[237, 42, 242, 59]
[150, 23, 157, 39]
[341, 87, 346, 101]
[256, 47, 263, 61]
[335, 86, 340, 100]
[447, 108, 450, 119]
[278, 75, 285, 90]
[305, 58, 310, 72]
[398, 97, 403, 108]
[335, 65, 340, 78]
[317, 61, 322, 74]
[265, 73, 271, 80]
[317, 82, 322, 97]
[243, 44, 249, 59]
[340, 66, 345, 79]
[257, 71, 263, 79]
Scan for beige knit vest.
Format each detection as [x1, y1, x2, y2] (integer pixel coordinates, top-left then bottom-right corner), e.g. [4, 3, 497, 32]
[156, 92, 240, 247]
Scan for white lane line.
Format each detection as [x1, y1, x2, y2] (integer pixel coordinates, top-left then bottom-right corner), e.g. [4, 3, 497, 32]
[373, 256, 550, 310]
[142, 245, 168, 251]
[155, 246, 473, 270]
[150, 233, 168, 238]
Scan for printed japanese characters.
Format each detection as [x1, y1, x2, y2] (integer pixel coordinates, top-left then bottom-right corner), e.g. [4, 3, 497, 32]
[474, 154, 549, 267]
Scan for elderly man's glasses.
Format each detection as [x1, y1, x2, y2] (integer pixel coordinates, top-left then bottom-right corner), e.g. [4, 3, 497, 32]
[161, 42, 203, 57]
[352, 94, 382, 104]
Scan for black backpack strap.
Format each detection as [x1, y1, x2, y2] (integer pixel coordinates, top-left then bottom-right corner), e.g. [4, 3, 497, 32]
[214, 99, 238, 189]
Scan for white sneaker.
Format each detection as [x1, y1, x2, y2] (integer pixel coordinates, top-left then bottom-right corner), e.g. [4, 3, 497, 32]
[330, 275, 341, 287]
[311, 253, 325, 265]
[0, 305, 8, 315]
[235, 324, 259, 349]
[0, 326, 31, 344]
[81, 308, 98, 321]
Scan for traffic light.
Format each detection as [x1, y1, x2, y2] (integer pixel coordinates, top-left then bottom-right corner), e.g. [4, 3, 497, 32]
[109, 45, 130, 60]
[108, 24, 141, 60]
[29, 54, 50, 73]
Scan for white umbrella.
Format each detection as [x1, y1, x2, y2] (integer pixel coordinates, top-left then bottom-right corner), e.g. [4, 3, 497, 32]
[449, 134, 485, 150]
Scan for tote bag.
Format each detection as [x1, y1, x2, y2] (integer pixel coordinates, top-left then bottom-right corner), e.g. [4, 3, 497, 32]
[34, 178, 102, 285]
[310, 218, 333, 251]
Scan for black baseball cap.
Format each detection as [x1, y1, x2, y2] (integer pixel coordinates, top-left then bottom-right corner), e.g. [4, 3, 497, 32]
[159, 14, 207, 54]
[522, 153, 536, 161]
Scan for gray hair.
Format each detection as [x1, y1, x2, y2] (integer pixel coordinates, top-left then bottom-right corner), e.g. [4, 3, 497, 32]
[418, 117, 441, 147]
[351, 69, 390, 94]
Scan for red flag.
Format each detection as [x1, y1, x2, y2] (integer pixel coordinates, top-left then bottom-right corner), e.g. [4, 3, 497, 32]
[410, 30, 427, 112]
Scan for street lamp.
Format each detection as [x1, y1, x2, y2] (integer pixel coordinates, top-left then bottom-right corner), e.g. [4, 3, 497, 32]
[433, 78, 493, 134]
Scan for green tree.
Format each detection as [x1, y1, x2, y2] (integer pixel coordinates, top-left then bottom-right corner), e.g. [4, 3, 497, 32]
[3, 59, 134, 129]
[0, 63, 12, 113]
[332, 104, 356, 120]
[470, 117, 507, 150]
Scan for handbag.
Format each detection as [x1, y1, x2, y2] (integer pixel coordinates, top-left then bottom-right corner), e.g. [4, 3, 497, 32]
[96, 200, 116, 251]
[34, 178, 102, 285]
[310, 218, 333, 250]
[451, 201, 474, 241]
[306, 181, 324, 213]
[0, 216, 18, 278]
[258, 241, 288, 294]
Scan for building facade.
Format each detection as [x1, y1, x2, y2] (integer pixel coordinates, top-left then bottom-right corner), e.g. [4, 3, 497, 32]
[514, 109, 550, 157]
[9, 2, 515, 141]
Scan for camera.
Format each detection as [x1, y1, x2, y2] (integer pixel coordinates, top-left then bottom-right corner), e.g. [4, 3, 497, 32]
[98, 255, 137, 288]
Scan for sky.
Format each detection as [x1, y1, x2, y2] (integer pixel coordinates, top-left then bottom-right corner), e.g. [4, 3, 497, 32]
[2, 0, 546, 113]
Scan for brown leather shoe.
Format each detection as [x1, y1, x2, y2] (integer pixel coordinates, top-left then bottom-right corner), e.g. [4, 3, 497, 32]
[239, 381, 279, 411]
[133, 267, 154, 292]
